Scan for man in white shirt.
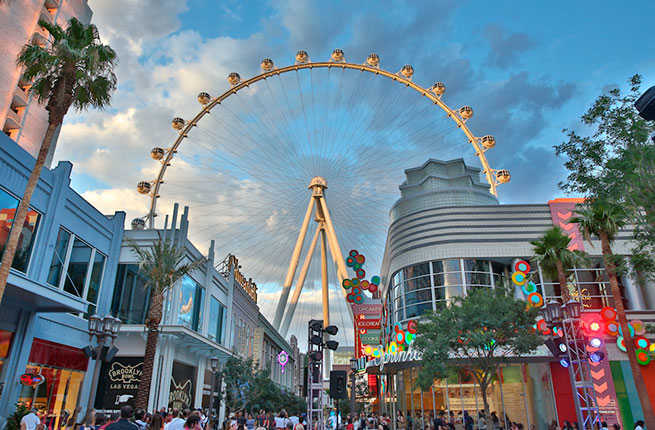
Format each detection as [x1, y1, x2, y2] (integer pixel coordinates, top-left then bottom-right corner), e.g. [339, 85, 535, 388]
[165, 409, 187, 430]
[20, 409, 41, 430]
[289, 415, 299, 426]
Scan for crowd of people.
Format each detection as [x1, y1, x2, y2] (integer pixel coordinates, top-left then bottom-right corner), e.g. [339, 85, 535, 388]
[18, 406, 642, 430]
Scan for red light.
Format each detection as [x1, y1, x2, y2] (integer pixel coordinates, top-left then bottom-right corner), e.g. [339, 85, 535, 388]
[590, 322, 601, 332]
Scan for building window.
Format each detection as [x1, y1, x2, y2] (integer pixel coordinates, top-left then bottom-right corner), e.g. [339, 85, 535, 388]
[111, 264, 151, 324]
[47, 227, 105, 316]
[0, 187, 41, 273]
[177, 276, 204, 331]
[208, 296, 226, 344]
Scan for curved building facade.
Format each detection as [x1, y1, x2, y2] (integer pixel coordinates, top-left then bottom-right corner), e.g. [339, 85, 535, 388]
[374, 158, 655, 429]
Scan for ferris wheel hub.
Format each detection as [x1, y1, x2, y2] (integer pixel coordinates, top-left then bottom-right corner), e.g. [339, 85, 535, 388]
[308, 176, 328, 190]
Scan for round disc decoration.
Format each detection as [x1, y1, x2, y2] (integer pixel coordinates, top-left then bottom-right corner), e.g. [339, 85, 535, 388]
[526, 292, 544, 308]
[632, 320, 646, 336]
[522, 281, 537, 295]
[617, 336, 627, 352]
[406, 332, 415, 344]
[368, 284, 378, 293]
[277, 350, 289, 373]
[355, 254, 365, 264]
[342, 279, 352, 289]
[601, 306, 617, 321]
[636, 348, 651, 366]
[605, 321, 619, 336]
[371, 276, 381, 285]
[634, 336, 650, 350]
[514, 260, 531, 273]
[356, 269, 366, 279]
[396, 331, 405, 344]
[349, 250, 359, 257]
[512, 272, 527, 286]
[364, 345, 373, 356]
[388, 341, 398, 354]
[360, 280, 370, 290]
[407, 319, 417, 334]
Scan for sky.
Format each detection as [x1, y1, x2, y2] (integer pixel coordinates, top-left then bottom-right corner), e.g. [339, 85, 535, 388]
[53, 0, 655, 347]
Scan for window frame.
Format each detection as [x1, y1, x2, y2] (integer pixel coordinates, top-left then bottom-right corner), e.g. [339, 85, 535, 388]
[48, 227, 107, 312]
[0, 186, 43, 275]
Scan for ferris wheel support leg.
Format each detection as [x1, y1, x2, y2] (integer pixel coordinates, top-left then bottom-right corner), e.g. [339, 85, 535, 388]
[273, 197, 315, 329]
[320, 226, 330, 328]
[280, 226, 321, 336]
[318, 197, 348, 281]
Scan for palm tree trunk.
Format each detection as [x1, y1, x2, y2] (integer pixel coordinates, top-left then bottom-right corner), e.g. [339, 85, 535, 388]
[135, 291, 164, 409]
[555, 260, 570, 302]
[0, 121, 59, 301]
[599, 231, 655, 427]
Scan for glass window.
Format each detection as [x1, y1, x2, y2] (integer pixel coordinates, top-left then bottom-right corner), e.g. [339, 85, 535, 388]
[111, 264, 151, 324]
[208, 297, 226, 343]
[47, 228, 71, 286]
[0, 188, 41, 273]
[63, 238, 92, 298]
[86, 252, 105, 317]
[403, 263, 430, 282]
[178, 276, 197, 329]
[405, 302, 432, 319]
[463, 259, 491, 286]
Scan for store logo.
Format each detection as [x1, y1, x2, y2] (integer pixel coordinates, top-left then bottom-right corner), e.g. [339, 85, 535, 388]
[366, 348, 422, 371]
[108, 362, 143, 384]
[169, 378, 192, 408]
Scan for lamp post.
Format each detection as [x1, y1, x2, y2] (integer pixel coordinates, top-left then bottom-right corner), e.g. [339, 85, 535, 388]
[349, 358, 357, 417]
[85, 314, 121, 417]
[542, 300, 599, 429]
[208, 357, 221, 430]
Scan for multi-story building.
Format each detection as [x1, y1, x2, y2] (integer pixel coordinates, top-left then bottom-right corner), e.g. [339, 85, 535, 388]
[253, 314, 296, 392]
[373, 158, 655, 429]
[102, 205, 233, 412]
[0, 0, 92, 164]
[0, 132, 124, 427]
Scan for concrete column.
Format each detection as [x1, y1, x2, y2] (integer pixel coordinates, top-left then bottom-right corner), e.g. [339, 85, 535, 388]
[622, 264, 647, 310]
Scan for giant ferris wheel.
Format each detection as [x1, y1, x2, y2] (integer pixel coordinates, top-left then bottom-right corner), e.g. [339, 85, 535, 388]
[135, 50, 511, 346]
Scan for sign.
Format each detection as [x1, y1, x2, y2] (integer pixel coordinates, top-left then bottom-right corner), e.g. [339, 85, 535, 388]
[20, 373, 45, 387]
[366, 348, 422, 371]
[547, 199, 586, 251]
[360, 329, 381, 345]
[352, 303, 382, 318]
[356, 319, 381, 329]
[169, 361, 196, 410]
[95, 357, 143, 409]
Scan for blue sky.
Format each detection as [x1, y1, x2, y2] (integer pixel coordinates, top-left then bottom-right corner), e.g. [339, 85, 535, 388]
[56, 0, 655, 345]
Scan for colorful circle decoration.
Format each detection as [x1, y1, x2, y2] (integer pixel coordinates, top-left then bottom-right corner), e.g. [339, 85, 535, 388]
[636, 348, 651, 366]
[605, 320, 619, 336]
[277, 351, 289, 373]
[511, 272, 527, 286]
[368, 284, 378, 293]
[396, 331, 405, 344]
[342, 279, 352, 289]
[407, 320, 417, 334]
[527, 292, 544, 308]
[618, 322, 635, 338]
[617, 336, 627, 352]
[356, 269, 366, 279]
[349, 250, 358, 257]
[371, 275, 381, 285]
[394, 323, 403, 333]
[360, 280, 370, 289]
[364, 345, 373, 355]
[406, 332, 415, 344]
[356, 254, 365, 264]
[634, 336, 650, 350]
[601, 306, 617, 321]
[522, 281, 537, 295]
[514, 260, 531, 274]
[552, 326, 563, 338]
[632, 319, 646, 336]
[346, 256, 355, 267]
[388, 341, 398, 354]
[536, 319, 550, 335]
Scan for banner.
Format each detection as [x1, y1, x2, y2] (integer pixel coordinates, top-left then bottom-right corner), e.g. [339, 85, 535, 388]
[94, 357, 143, 409]
[360, 329, 382, 345]
[547, 198, 585, 251]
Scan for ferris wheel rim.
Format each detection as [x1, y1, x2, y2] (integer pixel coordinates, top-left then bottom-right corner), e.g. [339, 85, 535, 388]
[142, 58, 509, 228]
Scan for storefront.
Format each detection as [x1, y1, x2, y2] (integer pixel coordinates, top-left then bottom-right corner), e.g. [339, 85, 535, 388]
[19, 339, 88, 430]
[94, 357, 143, 411]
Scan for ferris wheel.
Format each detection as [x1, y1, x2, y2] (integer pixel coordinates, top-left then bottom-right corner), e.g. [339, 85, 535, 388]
[135, 50, 510, 346]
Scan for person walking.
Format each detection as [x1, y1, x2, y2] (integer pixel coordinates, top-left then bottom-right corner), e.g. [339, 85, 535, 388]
[106, 406, 138, 430]
[463, 412, 473, 430]
[20, 407, 42, 430]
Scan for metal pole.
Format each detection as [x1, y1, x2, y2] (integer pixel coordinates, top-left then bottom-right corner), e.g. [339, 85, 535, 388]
[497, 368, 507, 429]
[85, 338, 104, 420]
[350, 371, 356, 417]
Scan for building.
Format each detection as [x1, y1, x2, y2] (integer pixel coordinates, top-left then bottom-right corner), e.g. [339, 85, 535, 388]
[289, 335, 304, 396]
[0, 0, 92, 164]
[101, 205, 233, 413]
[253, 314, 296, 392]
[372, 159, 655, 429]
[0, 132, 124, 427]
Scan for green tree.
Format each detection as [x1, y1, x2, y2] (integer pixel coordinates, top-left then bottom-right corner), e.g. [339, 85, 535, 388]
[414, 286, 542, 417]
[530, 226, 588, 302]
[0, 18, 117, 301]
[569, 200, 655, 426]
[131, 235, 203, 409]
[555, 74, 655, 284]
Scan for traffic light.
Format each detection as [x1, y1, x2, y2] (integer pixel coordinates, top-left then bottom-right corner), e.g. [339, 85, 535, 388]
[545, 337, 568, 358]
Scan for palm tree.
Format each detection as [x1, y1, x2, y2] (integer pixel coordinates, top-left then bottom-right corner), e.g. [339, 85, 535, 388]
[0, 18, 117, 300]
[130, 234, 202, 409]
[530, 226, 588, 302]
[570, 200, 655, 427]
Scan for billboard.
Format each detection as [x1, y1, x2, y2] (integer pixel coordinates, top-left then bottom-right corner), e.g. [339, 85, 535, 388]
[94, 357, 143, 410]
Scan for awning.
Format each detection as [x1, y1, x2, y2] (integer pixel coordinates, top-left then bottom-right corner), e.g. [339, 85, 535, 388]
[5, 270, 88, 313]
[120, 324, 234, 361]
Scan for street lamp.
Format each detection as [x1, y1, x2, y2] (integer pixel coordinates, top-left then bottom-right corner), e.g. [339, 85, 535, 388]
[543, 300, 561, 324]
[85, 314, 121, 418]
[208, 357, 221, 429]
[349, 358, 357, 417]
[563, 300, 581, 320]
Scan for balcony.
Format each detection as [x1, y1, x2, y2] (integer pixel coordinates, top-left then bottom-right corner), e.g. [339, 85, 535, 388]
[39, 6, 54, 25]
[13, 86, 29, 107]
[4, 109, 21, 130]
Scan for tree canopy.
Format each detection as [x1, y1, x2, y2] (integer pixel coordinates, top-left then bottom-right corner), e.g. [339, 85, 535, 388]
[414, 286, 542, 415]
